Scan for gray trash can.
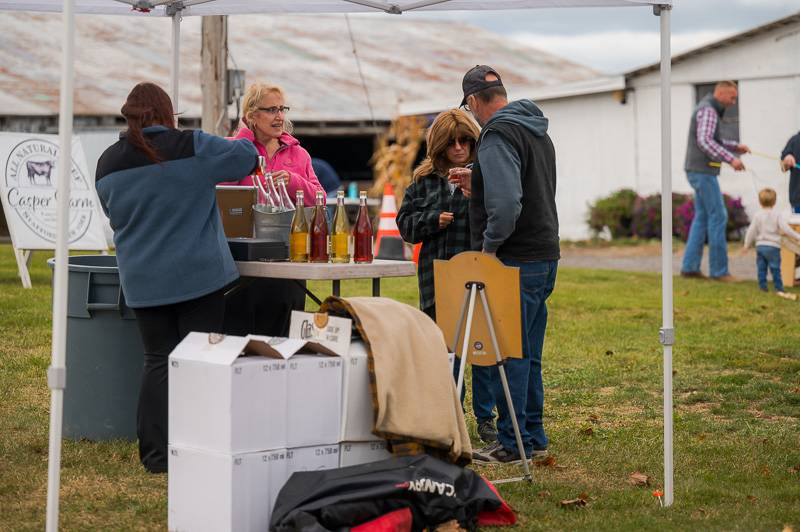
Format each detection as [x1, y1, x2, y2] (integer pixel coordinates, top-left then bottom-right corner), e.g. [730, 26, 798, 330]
[48, 255, 143, 440]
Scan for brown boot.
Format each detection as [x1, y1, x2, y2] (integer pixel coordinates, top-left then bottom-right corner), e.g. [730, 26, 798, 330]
[680, 271, 706, 279]
[712, 274, 738, 283]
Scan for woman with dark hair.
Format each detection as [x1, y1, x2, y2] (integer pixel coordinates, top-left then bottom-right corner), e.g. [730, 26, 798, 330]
[95, 82, 258, 473]
[396, 109, 498, 445]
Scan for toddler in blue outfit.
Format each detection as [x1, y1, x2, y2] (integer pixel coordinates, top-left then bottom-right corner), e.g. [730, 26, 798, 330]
[742, 188, 800, 300]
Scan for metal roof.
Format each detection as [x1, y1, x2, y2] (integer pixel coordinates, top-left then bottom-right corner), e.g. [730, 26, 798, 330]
[625, 10, 800, 80]
[0, 12, 599, 121]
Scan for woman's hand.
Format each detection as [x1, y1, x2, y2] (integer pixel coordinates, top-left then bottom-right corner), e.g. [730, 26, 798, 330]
[439, 211, 454, 229]
[448, 167, 472, 197]
[270, 170, 291, 186]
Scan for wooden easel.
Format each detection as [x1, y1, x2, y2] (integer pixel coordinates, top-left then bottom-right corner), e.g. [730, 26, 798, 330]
[435, 252, 531, 483]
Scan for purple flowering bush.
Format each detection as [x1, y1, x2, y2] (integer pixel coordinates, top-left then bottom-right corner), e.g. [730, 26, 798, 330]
[630, 193, 692, 240]
[673, 193, 750, 241]
[588, 190, 748, 241]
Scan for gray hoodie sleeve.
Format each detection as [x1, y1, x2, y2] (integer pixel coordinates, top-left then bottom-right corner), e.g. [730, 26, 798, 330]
[478, 131, 522, 253]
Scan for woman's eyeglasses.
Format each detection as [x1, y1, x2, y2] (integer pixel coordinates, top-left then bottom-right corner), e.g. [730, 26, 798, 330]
[257, 106, 290, 115]
[447, 136, 472, 147]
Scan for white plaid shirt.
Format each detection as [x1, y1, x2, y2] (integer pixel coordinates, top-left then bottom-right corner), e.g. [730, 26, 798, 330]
[696, 107, 738, 162]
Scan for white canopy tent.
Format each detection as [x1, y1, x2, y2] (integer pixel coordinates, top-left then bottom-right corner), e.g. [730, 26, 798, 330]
[0, 0, 674, 528]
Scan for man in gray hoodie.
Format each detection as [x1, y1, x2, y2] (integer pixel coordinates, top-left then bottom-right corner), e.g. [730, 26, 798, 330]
[455, 65, 560, 464]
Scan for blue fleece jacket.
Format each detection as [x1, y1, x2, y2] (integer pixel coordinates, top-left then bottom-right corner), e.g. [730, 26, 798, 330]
[95, 126, 258, 308]
[478, 100, 550, 253]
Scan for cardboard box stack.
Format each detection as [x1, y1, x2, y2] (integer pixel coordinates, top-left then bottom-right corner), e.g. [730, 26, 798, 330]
[168, 310, 425, 532]
[167, 320, 346, 532]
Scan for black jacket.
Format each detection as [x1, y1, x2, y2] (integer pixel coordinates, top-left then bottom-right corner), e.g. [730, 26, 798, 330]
[470, 101, 560, 261]
[270, 455, 512, 532]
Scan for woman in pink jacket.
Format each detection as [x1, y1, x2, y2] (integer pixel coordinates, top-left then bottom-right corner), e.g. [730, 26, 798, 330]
[222, 83, 322, 336]
[221, 83, 323, 205]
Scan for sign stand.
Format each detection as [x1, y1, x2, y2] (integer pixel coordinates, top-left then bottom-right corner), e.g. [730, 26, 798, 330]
[14, 248, 33, 289]
[451, 280, 532, 484]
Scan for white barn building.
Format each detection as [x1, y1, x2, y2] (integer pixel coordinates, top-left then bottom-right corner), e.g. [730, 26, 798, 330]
[403, 11, 800, 240]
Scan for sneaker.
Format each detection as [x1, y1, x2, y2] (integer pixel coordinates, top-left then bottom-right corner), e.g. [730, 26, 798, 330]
[711, 274, 738, 283]
[477, 419, 498, 444]
[472, 443, 528, 465]
[531, 448, 549, 459]
[777, 291, 797, 301]
[680, 271, 706, 279]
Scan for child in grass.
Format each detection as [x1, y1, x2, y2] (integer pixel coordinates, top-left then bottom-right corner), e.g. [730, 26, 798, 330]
[742, 188, 800, 299]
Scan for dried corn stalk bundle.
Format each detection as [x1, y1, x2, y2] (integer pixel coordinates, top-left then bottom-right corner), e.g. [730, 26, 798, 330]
[370, 115, 426, 205]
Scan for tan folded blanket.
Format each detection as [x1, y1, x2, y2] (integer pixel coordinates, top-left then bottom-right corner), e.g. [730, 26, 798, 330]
[321, 296, 472, 465]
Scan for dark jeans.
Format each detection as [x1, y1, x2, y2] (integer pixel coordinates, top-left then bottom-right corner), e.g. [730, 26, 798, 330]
[496, 259, 558, 455]
[223, 278, 306, 337]
[422, 305, 497, 423]
[756, 245, 783, 292]
[132, 286, 227, 473]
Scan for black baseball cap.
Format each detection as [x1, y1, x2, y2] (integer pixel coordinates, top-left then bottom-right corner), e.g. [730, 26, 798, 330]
[460, 65, 503, 107]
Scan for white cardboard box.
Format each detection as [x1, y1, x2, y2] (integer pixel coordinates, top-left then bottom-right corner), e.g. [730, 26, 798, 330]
[339, 440, 392, 468]
[340, 340, 378, 442]
[285, 444, 340, 479]
[170, 332, 342, 454]
[168, 445, 283, 532]
[169, 333, 288, 453]
[286, 354, 343, 447]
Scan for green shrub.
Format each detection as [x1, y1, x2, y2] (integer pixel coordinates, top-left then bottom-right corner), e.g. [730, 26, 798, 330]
[586, 188, 639, 238]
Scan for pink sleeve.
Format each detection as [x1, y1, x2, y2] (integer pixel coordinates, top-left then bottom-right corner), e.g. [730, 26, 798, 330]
[285, 149, 324, 206]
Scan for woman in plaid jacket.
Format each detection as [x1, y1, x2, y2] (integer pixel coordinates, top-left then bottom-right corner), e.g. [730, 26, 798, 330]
[397, 109, 479, 319]
[397, 110, 499, 444]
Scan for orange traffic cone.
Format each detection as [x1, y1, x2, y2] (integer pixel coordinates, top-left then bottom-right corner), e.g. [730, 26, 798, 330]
[375, 182, 410, 261]
[412, 243, 422, 265]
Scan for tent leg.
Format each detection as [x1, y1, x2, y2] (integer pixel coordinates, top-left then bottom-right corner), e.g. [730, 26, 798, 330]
[656, 2, 674, 508]
[169, 6, 183, 115]
[46, 0, 75, 530]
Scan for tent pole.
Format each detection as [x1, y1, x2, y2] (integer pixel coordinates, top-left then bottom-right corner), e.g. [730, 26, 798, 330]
[45, 0, 75, 530]
[656, 3, 674, 508]
[170, 5, 182, 115]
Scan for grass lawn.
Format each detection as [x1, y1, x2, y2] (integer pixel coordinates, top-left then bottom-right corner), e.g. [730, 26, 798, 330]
[1, 243, 798, 531]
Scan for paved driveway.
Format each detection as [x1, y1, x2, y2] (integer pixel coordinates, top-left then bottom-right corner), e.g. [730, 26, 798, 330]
[560, 242, 759, 281]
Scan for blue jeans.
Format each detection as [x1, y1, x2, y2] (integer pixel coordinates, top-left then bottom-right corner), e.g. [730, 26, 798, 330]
[495, 259, 558, 455]
[681, 172, 729, 278]
[423, 305, 496, 423]
[793, 205, 800, 215]
[756, 245, 783, 292]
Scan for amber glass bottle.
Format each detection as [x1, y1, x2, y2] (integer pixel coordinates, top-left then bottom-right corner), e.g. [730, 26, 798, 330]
[331, 191, 351, 263]
[289, 190, 309, 262]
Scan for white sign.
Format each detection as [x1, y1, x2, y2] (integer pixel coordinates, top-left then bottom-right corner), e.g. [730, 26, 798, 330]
[289, 311, 353, 357]
[0, 132, 108, 250]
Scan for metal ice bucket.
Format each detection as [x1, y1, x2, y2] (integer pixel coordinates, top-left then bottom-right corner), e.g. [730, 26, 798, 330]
[253, 205, 316, 245]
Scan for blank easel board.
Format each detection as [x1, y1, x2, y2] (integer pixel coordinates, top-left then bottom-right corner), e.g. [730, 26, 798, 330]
[433, 251, 522, 366]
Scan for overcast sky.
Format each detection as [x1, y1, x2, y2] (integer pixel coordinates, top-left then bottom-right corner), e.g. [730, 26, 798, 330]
[408, 0, 799, 74]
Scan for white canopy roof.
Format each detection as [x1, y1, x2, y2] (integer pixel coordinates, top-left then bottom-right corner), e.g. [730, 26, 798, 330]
[0, 0, 671, 16]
